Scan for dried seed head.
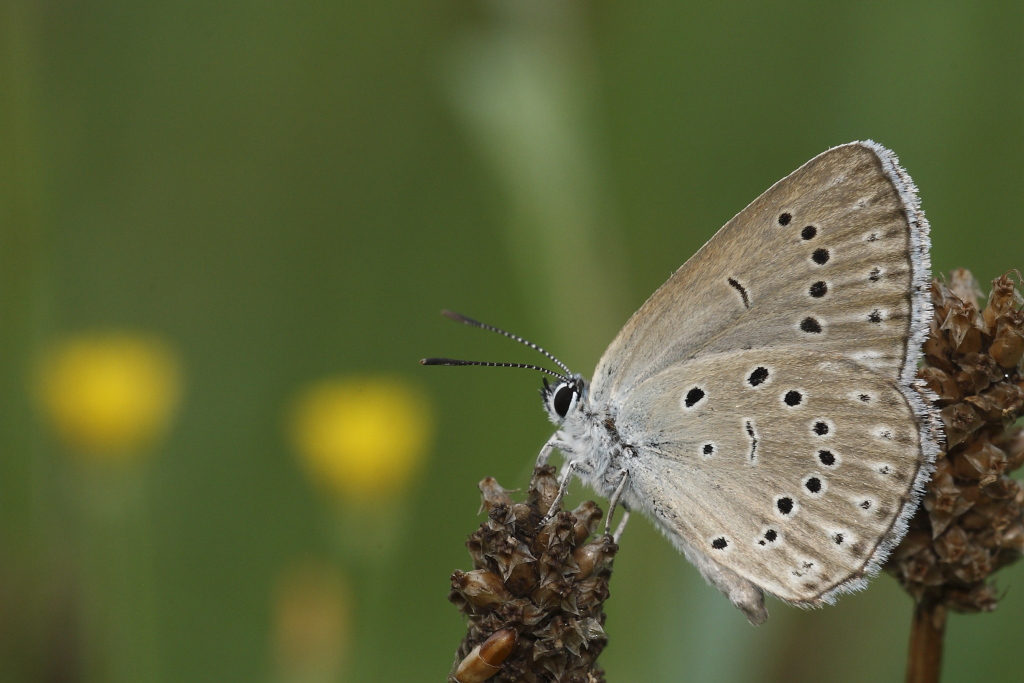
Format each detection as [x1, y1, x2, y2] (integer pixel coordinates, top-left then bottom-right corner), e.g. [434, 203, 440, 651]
[449, 466, 615, 682]
[887, 270, 1024, 613]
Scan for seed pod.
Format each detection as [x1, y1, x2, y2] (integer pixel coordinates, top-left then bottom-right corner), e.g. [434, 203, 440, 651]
[528, 468, 560, 515]
[573, 536, 616, 581]
[571, 501, 603, 544]
[479, 477, 514, 512]
[453, 629, 516, 683]
[921, 366, 961, 404]
[991, 319, 1024, 368]
[452, 570, 512, 608]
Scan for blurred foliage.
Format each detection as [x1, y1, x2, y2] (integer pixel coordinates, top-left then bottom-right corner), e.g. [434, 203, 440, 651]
[1, 0, 1023, 682]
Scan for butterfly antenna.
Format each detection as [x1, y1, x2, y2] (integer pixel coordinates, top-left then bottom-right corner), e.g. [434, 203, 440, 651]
[438, 310, 573, 376]
[420, 357, 568, 381]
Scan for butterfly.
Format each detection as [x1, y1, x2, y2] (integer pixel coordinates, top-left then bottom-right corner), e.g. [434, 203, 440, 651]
[425, 141, 941, 624]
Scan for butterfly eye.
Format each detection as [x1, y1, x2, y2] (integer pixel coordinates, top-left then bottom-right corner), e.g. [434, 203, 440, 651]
[552, 384, 575, 418]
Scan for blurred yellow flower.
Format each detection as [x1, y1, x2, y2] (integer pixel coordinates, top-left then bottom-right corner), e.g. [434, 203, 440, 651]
[289, 377, 432, 501]
[37, 333, 182, 461]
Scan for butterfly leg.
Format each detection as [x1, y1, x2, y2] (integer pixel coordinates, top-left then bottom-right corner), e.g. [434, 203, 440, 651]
[536, 437, 571, 467]
[541, 459, 589, 522]
[604, 468, 630, 536]
[612, 508, 630, 544]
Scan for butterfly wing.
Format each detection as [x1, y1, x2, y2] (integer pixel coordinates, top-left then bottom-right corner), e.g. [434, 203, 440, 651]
[587, 141, 940, 619]
[590, 141, 932, 405]
[615, 349, 933, 615]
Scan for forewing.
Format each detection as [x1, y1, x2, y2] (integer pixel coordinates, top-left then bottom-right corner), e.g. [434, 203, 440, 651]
[590, 141, 931, 407]
[616, 348, 931, 604]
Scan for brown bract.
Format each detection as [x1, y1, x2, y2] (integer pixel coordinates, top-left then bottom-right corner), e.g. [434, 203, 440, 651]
[887, 269, 1024, 612]
[449, 467, 615, 683]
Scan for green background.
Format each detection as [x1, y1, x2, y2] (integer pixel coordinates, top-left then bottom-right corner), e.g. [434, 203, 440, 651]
[3, 1, 1023, 681]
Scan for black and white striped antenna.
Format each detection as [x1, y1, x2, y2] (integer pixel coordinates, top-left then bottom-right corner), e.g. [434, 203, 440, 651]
[420, 310, 571, 381]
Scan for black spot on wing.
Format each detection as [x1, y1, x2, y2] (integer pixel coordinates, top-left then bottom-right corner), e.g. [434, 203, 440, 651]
[777, 497, 794, 515]
[684, 387, 706, 408]
[801, 317, 823, 334]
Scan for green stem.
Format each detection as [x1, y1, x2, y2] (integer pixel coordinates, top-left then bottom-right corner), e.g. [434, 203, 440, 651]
[75, 465, 163, 683]
[330, 502, 403, 682]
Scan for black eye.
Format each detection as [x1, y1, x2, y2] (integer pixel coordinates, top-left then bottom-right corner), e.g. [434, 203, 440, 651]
[553, 384, 575, 418]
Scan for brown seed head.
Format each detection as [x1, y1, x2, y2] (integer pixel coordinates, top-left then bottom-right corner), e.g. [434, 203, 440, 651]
[887, 270, 1024, 613]
[449, 466, 615, 682]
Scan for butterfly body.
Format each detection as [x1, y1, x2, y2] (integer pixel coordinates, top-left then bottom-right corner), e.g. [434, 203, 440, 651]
[537, 141, 941, 625]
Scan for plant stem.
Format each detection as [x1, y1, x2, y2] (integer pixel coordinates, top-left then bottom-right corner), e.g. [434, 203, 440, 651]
[906, 597, 946, 683]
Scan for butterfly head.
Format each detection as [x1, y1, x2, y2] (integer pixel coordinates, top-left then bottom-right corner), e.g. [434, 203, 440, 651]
[541, 375, 587, 425]
[422, 311, 585, 424]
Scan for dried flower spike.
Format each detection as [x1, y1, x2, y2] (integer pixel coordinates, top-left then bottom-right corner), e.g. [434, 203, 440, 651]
[449, 466, 615, 683]
[888, 270, 1024, 610]
[887, 269, 1024, 682]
